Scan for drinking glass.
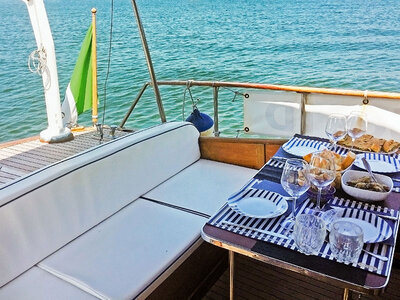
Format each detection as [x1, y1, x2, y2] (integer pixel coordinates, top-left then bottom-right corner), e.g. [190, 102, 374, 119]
[347, 111, 367, 149]
[308, 151, 336, 211]
[280, 159, 310, 229]
[329, 220, 364, 264]
[325, 114, 347, 151]
[293, 214, 326, 255]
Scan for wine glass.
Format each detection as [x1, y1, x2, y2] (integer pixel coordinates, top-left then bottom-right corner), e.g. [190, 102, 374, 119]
[325, 114, 347, 151]
[308, 151, 336, 211]
[280, 159, 310, 229]
[347, 111, 367, 149]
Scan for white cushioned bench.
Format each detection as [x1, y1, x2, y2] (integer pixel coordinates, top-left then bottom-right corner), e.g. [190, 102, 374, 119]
[0, 122, 256, 299]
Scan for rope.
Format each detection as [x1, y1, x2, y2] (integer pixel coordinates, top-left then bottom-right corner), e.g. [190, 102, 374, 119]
[182, 80, 199, 120]
[221, 86, 246, 102]
[100, 0, 114, 141]
[28, 46, 51, 90]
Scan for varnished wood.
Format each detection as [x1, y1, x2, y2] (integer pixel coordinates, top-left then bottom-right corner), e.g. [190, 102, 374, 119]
[147, 241, 227, 300]
[199, 137, 287, 169]
[156, 80, 400, 100]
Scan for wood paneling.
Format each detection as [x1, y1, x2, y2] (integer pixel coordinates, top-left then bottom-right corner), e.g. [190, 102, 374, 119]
[200, 137, 287, 169]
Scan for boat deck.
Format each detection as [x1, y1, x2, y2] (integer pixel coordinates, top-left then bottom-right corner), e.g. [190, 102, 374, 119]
[203, 253, 400, 299]
[1, 130, 399, 299]
[0, 128, 129, 188]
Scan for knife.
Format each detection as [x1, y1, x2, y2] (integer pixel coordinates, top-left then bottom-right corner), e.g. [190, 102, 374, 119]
[326, 204, 399, 221]
[270, 156, 288, 163]
[220, 221, 290, 240]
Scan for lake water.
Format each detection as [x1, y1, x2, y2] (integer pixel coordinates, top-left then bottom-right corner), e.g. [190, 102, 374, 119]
[1, 0, 400, 142]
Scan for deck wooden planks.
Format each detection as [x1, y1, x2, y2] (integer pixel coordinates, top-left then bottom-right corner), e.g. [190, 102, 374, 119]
[0, 129, 130, 188]
[202, 254, 400, 299]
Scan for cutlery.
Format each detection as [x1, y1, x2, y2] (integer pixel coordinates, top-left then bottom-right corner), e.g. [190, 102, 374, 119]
[220, 221, 290, 240]
[361, 249, 389, 262]
[327, 205, 398, 221]
[361, 157, 378, 183]
[357, 263, 378, 272]
[270, 156, 288, 163]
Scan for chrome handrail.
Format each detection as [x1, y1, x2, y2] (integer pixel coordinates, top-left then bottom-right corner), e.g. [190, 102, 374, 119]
[119, 80, 400, 136]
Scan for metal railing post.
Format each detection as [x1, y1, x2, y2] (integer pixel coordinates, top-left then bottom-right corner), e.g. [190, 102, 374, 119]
[300, 93, 308, 135]
[131, 0, 166, 123]
[119, 83, 149, 129]
[213, 85, 220, 137]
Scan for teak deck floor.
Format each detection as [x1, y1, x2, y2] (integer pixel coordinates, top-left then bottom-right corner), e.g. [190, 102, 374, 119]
[202, 253, 400, 300]
[0, 128, 129, 188]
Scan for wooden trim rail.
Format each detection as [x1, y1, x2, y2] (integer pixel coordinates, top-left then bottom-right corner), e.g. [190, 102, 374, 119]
[156, 80, 400, 100]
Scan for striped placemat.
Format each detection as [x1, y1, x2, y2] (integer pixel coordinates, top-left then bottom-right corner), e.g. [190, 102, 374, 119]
[209, 187, 398, 276]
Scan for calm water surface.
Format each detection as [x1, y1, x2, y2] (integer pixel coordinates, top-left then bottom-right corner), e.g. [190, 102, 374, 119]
[1, 0, 400, 142]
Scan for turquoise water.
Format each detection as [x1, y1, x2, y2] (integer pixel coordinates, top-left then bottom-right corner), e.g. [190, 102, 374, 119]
[1, 0, 400, 142]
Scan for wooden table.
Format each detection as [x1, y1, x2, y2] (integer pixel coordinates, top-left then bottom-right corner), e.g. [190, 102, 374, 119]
[201, 135, 400, 300]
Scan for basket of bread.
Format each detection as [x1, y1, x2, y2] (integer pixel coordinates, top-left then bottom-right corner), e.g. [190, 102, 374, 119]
[303, 149, 356, 190]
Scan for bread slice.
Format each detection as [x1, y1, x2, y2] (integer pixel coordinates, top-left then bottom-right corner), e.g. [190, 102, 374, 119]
[341, 151, 356, 170]
[383, 139, 400, 153]
[370, 138, 385, 153]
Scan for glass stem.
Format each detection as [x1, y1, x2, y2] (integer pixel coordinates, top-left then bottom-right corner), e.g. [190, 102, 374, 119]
[316, 187, 322, 210]
[291, 197, 297, 219]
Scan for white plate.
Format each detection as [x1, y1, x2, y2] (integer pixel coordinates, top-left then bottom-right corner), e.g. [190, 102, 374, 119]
[282, 137, 328, 157]
[322, 208, 392, 243]
[354, 153, 400, 173]
[228, 191, 288, 218]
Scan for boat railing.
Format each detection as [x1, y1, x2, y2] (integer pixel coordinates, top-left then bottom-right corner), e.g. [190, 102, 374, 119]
[119, 80, 400, 138]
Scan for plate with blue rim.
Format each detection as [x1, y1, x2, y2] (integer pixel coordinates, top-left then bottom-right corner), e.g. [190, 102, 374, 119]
[282, 136, 329, 157]
[321, 207, 393, 243]
[228, 190, 288, 219]
[354, 153, 400, 173]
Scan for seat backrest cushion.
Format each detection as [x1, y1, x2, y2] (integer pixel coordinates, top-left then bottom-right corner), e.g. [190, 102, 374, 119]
[0, 122, 200, 287]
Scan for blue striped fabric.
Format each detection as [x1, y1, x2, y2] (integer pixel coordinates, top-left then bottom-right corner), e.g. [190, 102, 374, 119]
[354, 153, 400, 173]
[208, 187, 399, 277]
[282, 136, 330, 155]
[282, 136, 350, 156]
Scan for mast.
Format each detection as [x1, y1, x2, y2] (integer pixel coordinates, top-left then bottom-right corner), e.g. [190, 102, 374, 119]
[91, 8, 98, 125]
[22, 0, 73, 142]
[131, 0, 166, 123]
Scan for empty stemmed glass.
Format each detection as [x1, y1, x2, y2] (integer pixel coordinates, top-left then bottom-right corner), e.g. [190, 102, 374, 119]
[308, 151, 336, 211]
[280, 159, 310, 229]
[325, 114, 347, 151]
[347, 111, 367, 149]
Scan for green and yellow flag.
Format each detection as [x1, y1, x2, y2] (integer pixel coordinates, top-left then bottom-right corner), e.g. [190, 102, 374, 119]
[62, 24, 93, 126]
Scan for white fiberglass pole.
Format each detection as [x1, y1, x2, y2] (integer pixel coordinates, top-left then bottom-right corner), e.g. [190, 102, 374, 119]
[22, 0, 72, 143]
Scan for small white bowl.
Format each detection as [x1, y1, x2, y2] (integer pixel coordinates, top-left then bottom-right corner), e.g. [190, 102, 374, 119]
[341, 170, 393, 202]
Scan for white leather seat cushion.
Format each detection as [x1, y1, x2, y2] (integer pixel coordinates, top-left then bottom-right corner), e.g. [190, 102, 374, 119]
[38, 198, 206, 300]
[144, 159, 257, 216]
[0, 267, 97, 300]
[0, 122, 200, 287]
